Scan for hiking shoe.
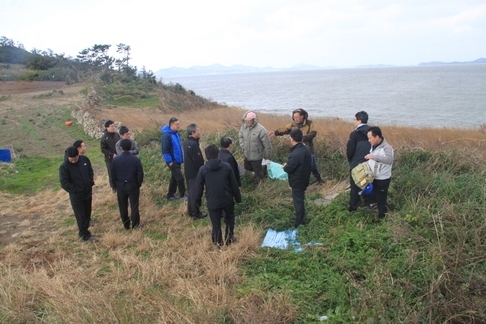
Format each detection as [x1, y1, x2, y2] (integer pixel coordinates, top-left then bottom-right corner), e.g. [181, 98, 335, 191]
[180, 196, 188, 201]
[85, 236, 98, 243]
[193, 212, 207, 219]
[132, 223, 145, 230]
[167, 195, 179, 201]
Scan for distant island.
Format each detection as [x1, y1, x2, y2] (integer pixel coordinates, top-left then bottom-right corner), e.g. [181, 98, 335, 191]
[418, 58, 486, 66]
[156, 58, 486, 78]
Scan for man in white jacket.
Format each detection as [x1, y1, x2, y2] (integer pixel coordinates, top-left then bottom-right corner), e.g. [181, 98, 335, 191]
[365, 126, 394, 220]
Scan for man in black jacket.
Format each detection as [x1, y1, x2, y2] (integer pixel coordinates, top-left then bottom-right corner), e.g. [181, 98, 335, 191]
[219, 136, 241, 187]
[60, 146, 96, 242]
[346, 111, 372, 212]
[194, 144, 242, 246]
[283, 129, 312, 227]
[100, 120, 120, 192]
[183, 124, 206, 219]
[111, 139, 144, 230]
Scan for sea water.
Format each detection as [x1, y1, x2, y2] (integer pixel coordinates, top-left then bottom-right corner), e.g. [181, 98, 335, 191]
[163, 65, 486, 128]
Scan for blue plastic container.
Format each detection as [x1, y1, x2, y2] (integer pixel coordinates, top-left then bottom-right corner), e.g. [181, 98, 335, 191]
[0, 149, 12, 162]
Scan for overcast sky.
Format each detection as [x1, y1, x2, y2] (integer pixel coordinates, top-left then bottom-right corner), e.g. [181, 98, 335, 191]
[1, 0, 485, 72]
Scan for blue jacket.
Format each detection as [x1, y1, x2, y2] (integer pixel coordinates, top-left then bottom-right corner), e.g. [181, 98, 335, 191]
[161, 125, 183, 164]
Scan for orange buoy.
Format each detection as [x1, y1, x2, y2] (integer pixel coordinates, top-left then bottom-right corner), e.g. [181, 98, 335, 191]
[65, 121, 73, 126]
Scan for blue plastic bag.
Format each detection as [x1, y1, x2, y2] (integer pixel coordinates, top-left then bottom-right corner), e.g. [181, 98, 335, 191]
[267, 161, 288, 181]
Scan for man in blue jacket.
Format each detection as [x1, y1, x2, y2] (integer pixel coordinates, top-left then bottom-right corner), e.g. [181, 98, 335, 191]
[161, 117, 186, 200]
[60, 146, 96, 242]
[111, 139, 144, 230]
[283, 129, 311, 227]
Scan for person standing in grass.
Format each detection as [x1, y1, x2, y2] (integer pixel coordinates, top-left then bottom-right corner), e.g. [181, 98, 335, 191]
[365, 126, 394, 220]
[283, 129, 312, 227]
[238, 111, 272, 185]
[269, 108, 324, 184]
[100, 120, 120, 192]
[219, 136, 241, 187]
[161, 117, 186, 200]
[194, 144, 241, 246]
[115, 126, 139, 156]
[60, 146, 96, 242]
[347, 111, 372, 212]
[111, 139, 144, 230]
[183, 123, 206, 219]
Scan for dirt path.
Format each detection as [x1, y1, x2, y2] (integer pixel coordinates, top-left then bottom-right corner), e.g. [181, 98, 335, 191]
[0, 81, 67, 95]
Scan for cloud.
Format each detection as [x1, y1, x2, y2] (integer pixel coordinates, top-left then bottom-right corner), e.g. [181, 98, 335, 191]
[1, 0, 485, 70]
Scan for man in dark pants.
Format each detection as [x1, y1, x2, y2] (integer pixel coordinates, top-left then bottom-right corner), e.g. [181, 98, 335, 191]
[161, 117, 186, 200]
[219, 136, 241, 187]
[269, 108, 324, 184]
[183, 123, 206, 219]
[194, 144, 241, 246]
[346, 111, 372, 212]
[100, 119, 120, 192]
[111, 139, 144, 229]
[60, 146, 96, 242]
[283, 129, 312, 227]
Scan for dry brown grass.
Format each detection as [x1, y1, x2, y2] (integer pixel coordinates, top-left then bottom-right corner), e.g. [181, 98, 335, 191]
[2, 81, 486, 323]
[0, 172, 298, 323]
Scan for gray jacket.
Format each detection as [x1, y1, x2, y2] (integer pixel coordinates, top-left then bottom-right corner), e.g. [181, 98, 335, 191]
[369, 138, 394, 180]
[238, 111, 272, 161]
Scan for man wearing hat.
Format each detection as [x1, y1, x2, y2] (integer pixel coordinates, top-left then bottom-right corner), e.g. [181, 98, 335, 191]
[238, 111, 272, 184]
[100, 120, 120, 192]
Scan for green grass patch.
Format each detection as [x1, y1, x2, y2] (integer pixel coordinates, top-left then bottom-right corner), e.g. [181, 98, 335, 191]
[0, 156, 62, 194]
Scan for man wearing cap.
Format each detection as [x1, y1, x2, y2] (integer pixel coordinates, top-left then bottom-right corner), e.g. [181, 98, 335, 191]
[238, 111, 272, 184]
[269, 108, 324, 184]
[115, 126, 140, 156]
[100, 120, 120, 192]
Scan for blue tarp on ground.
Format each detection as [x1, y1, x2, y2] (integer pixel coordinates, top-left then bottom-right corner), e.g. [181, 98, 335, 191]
[261, 228, 323, 252]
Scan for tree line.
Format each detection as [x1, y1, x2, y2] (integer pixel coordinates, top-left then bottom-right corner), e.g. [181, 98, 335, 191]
[0, 36, 156, 84]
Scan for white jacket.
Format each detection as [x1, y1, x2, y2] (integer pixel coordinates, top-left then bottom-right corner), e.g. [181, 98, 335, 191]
[369, 138, 394, 180]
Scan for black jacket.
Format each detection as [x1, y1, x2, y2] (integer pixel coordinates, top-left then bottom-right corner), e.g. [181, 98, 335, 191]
[346, 124, 371, 169]
[283, 142, 311, 190]
[219, 148, 241, 187]
[194, 159, 241, 209]
[110, 152, 144, 191]
[100, 130, 121, 162]
[59, 155, 94, 200]
[183, 136, 204, 180]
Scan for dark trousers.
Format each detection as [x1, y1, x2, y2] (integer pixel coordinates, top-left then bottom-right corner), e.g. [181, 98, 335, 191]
[292, 188, 306, 227]
[105, 160, 114, 189]
[70, 197, 92, 240]
[371, 178, 391, 218]
[244, 158, 265, 182]
[348, 172, 373, 211]
[310, 154, 322, 181]
[167, 163, 185, 198]
[186, 178, 202, 216]
[116, 183, 140, 229]
[208, 204, 235, 245]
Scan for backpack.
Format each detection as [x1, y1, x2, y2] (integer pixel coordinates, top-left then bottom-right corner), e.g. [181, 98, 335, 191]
[351, 160, 377, 189]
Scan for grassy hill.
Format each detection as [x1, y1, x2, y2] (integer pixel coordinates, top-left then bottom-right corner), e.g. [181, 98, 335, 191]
[0, 78, 485, 323]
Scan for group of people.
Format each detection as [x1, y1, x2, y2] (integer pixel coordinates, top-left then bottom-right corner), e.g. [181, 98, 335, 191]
[60, 121, 144, 242]
[59, 109, 394, 244]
